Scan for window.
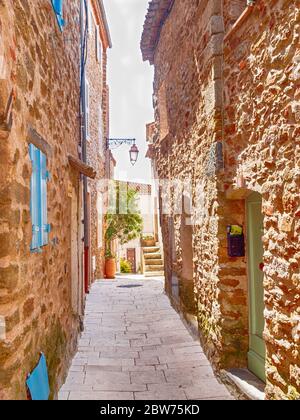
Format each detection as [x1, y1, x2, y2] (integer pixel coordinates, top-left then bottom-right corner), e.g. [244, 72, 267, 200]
[84, 78, 90, 139]
[51, 0, 65, 31]
[96, 27, 102, 63]
[29, 144, 50, 252]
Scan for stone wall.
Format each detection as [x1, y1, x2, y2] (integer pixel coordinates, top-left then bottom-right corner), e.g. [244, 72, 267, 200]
[152, 0, 224, 336]
[85, 1, 109, 281]
[145, 0, 300, 399]
[223, 0, 300, 400]
[0, 0, 81, 400]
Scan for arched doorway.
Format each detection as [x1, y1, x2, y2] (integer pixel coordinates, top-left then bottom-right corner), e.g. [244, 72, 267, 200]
[246, 192, 266, 382]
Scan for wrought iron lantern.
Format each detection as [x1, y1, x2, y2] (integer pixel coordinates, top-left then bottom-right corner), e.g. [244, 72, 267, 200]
[129, 143, 139, 166]
[106, 138, 139, 167]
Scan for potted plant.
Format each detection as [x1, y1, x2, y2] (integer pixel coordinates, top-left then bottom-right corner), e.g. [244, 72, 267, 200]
[142, 234, 155, 247]
[105, 248, 116, 280]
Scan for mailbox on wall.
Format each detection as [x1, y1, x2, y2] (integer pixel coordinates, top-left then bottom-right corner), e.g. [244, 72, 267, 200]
[227, 225, 245, 257]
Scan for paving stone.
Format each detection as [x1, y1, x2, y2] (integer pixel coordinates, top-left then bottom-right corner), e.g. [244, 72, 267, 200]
[85, 371, 130, 385]
[122, 365, 156, 372]
[87, 357, 135, 367]
[58, 391, 70, 400]
[159, 353, 208, 364]
[61, 383, 93, 392]
[68, 391, 134, 401]
[93, 383, 147, 392]
[135, 385, 187, 401]
[100, 350, 139, 359]
[184, 381, 231, 400]
[130, 371, 166, 385]
[59, 277, 233, 401]
[135, 356, 160, 366]
[86, 365, 122, 373]
[164, 366, 215, 385]
[166, 360, 211, 369]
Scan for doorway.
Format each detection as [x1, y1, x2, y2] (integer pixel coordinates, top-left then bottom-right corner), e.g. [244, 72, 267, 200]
[246, 192, 266, 382]
[127, 248, 137, 274]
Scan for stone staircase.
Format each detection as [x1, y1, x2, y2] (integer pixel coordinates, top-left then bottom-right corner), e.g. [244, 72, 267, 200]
[142, 240, 164, 277]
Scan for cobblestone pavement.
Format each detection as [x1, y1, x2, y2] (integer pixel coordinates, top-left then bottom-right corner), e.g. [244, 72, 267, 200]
[59, 277, 234, 400]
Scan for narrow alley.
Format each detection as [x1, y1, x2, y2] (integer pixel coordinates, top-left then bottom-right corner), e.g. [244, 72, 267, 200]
[0, 0, 299, 402]
[59, 277, 233, 401]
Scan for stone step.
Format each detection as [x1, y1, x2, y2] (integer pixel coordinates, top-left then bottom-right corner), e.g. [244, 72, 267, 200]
[143, 247, 160, 254]
[144, 259, 163, 266]
[145, 265, 164, 272]
[141, 240, 157, 247]
[144, 252, 162, 259]
[144, 271, 165, 277]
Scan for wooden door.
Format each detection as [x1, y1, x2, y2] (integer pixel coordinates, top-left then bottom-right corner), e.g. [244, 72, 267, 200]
[247, 192, 266, 382]
[127, 248, 136, 273]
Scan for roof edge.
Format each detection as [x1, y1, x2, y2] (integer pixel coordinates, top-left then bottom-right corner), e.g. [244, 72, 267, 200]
[97, 0, 112, 48]
[141, 0, 174, 63]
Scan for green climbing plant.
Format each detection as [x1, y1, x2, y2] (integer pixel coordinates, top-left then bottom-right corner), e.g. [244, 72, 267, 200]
[105, 184, 143, 257]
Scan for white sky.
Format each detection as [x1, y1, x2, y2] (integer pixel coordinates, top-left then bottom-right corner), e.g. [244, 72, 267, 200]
[103, 0, 154, 184]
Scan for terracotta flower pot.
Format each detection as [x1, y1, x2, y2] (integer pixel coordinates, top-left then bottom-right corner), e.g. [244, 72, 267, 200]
[142, 239, 155, 247]
[105, 258, 116, 280]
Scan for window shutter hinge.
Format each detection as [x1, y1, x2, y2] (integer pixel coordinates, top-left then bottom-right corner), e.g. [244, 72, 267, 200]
[43, 224, 51, 233]
[46, 171, 51, 182]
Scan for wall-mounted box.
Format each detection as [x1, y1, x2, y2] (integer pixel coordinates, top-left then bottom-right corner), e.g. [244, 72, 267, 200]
[227, 225, 245, 257]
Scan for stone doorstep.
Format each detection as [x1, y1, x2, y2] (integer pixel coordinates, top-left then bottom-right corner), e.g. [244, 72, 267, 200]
[144, 272, 165, 277]
[222, 369, 265, 401]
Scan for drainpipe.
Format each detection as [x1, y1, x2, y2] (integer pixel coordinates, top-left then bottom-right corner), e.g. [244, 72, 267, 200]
[80, 0, 90, 294]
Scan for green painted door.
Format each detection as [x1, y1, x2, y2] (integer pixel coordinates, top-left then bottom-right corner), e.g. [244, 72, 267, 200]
[247, 192, 266, 382]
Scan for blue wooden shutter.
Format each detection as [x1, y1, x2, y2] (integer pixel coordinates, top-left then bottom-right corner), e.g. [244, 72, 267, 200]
[29, 144, 42, 251]
[52, 0, 65, 31]
[29, 145, 50, 251]
[41, 151, 50, 246]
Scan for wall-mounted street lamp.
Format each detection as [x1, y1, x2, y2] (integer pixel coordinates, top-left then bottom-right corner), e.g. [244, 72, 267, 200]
[106, 138, 140, 166]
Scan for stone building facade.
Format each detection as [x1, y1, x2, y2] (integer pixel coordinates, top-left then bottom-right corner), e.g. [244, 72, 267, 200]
[84, 0, 112, 285]
[0, 0, 111, 400]
[142, 0, 300, 400]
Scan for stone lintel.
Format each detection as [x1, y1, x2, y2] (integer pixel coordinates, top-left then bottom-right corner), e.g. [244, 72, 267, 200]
[225, 187, 253, 200]
[26, 126, 53, 157]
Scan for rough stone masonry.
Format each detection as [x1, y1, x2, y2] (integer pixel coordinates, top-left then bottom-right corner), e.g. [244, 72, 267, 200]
[141, 0, 300, 400]
[0, 1, 81, 399]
